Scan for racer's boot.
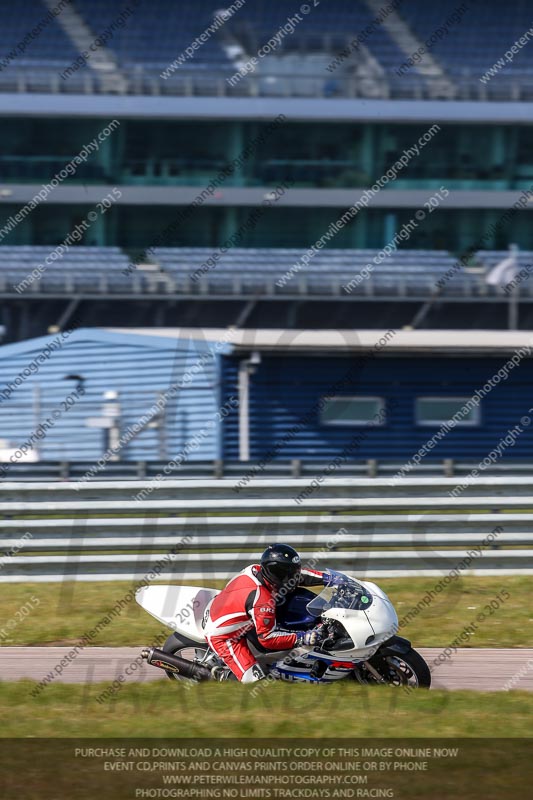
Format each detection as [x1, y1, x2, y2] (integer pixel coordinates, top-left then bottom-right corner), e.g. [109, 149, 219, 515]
[211, 666, 238, 681]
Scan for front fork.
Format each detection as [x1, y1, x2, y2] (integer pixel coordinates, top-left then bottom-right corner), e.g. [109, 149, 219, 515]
[355, 661, 387, 684]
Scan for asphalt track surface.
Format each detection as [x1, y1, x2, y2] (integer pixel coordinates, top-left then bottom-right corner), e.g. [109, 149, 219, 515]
[1, 648, 533, 691]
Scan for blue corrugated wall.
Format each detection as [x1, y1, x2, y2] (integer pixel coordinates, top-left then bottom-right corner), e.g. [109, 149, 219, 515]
[3, 335, 532, 464]
[0, 329, 223, 462]
[221, 354, 533, 460]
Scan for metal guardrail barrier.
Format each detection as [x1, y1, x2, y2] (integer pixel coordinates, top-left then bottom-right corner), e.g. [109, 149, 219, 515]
[1, 476, 533, 499]
[0, 496, 532, 513]
[0, 478, 532, 581]
[6, 550, 533, 583]
[2, 459, 533, 480]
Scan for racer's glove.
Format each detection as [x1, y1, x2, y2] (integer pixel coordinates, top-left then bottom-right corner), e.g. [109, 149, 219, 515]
[322, 569, 335, 586]
[295, 626, 325, 647]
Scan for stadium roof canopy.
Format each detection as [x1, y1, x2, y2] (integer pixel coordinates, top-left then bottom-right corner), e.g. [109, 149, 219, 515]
[108, 328, 533, 356]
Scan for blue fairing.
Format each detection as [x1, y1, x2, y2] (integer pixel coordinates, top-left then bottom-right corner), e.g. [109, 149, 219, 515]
[273, 666, 322, 682]
[275, 588, 317, 630]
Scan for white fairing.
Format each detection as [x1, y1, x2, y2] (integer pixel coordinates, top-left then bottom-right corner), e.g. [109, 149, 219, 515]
[321, 580, 398, 661]
[135, 585, 218, 642]
[359, 579, 394, 604]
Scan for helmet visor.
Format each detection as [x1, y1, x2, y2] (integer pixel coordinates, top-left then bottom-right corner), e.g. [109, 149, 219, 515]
[264, 560, 301, 589]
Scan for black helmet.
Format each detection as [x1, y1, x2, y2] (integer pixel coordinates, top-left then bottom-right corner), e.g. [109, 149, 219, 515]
[260, 543, 301, 590]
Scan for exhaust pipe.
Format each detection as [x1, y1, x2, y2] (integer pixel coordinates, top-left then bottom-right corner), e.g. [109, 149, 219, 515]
[141, 647, 212, 682]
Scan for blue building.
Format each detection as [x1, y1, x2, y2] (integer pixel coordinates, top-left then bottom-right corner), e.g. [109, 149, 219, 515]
[0, 327, 231, 465]
[0, 327, 531, 466]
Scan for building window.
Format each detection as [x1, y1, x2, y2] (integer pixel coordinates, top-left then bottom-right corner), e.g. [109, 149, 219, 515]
[320, 396, 386, 426]
[415, 397, 480, 427]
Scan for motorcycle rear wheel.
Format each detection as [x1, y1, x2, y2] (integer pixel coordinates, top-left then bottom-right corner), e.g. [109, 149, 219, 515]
[355, 647, 431, 689]
[162, 632, 210, 682]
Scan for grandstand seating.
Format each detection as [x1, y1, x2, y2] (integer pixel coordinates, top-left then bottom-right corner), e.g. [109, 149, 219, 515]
[74, 0, 233, 69]
[401, 1, 533, 91]
[0, 0, 531, 98]
[0, 246, 131, 292]
[0, 0, 78, 66]
[0, 246, 530, 298]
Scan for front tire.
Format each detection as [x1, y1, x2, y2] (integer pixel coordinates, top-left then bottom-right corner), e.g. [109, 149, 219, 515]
[162, 632, 210, 682]
[355, 647, 431, 689]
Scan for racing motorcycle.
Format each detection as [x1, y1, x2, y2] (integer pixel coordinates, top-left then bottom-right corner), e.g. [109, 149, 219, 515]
[137, 570, 431, 688]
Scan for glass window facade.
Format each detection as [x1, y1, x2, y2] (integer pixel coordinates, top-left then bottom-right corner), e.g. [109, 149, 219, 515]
[415, 397, 481, 427]
[320, 396, 386, 426]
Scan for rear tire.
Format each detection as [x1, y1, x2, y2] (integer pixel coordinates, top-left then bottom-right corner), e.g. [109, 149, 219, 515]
[162, 633, 209, 682]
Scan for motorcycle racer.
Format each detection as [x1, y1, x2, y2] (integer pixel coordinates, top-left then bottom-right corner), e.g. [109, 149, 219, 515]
[204, 543, 331, 683]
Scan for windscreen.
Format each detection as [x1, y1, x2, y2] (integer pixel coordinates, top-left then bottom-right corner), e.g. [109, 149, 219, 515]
[306, 571, 373, 617]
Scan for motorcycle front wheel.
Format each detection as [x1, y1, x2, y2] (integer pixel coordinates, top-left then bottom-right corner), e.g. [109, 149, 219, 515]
[354, 647, 431, 689]
[161, 632, 210, 682]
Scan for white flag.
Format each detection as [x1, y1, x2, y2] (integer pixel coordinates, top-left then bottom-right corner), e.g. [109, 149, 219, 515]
[486, 253, 518, 286]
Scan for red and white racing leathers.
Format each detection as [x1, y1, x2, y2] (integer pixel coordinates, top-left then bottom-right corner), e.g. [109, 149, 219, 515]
[204, 564, 325, 683]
